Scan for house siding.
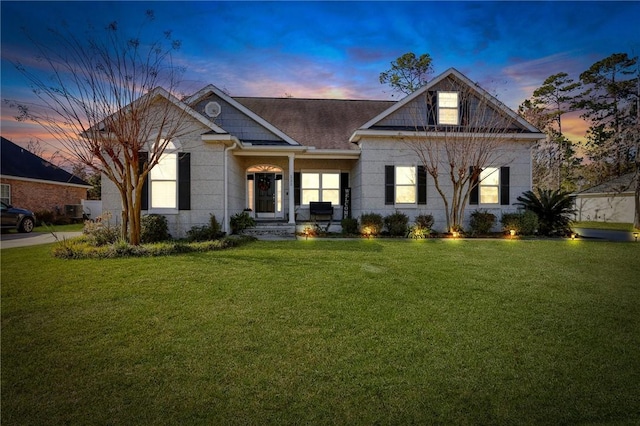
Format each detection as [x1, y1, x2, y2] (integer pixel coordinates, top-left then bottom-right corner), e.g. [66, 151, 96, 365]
[354, 138, 533, 232]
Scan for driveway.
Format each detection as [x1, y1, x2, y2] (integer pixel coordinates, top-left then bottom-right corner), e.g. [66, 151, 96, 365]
[0, 232, 83, 249]
[573, 228, 638, 242]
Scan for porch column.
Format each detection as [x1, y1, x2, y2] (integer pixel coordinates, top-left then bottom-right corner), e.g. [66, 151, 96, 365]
[288, 153, 295, 224]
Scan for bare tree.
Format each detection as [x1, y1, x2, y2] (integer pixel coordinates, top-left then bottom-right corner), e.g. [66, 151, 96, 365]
[402, 75, 526, 232]
[6, 11, 190, 244]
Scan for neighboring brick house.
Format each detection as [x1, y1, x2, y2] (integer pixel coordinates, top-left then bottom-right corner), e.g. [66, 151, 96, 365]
[1, 137, 91, 215]
[101, 68, 544, 236]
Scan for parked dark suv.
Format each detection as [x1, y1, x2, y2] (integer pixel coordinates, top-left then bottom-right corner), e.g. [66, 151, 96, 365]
[1, 201, 36, 233]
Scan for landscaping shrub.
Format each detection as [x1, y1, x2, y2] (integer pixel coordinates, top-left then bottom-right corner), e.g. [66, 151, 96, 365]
[52, 235, 257, 259]
[230, 211, 256, 234]
[515, 189, 575, 236]
[469, 210, 496, 235]
[187, 214, 224, 242]
[34, 210, 55, 226]
[141, 214, 170, 243]
[384, 211, 409, 237]
[83, 213, 120, 246]
[359, 212, 383, 236]
[501, 210, 539, 236]
[414, 214, 434, 230]
[340, 218, 359, 235]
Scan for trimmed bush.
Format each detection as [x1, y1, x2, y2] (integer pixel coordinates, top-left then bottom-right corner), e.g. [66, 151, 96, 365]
[360, 213, 383, 237]
[414, 214, 434, 230]
[141, 214, 170, 243]
[469, 210, 496, 235]
[501, 210, 539, 236]
[340, 218, 359, 235]
[384, 211, 409, 237]
[187, 214, 224, 242]
[230, 211, 256, 234]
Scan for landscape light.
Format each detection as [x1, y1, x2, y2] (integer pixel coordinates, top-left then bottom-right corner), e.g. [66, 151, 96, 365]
[509, 229, 516, 239]
[452, 231, 459, 239]
[634, 232, 638, 242]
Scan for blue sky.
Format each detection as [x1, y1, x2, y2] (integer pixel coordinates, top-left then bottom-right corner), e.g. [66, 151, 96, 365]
[1, 1, 639, 150]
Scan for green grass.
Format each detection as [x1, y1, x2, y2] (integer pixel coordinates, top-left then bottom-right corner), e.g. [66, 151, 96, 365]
[573, 221, 639, 232]
[33, 223, 84, 233]
[2, 239, 640, 424]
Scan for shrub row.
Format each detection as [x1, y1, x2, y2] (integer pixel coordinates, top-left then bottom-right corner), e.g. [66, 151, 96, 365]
[343, 212, 435, 238]
[52, 235, 256, 259]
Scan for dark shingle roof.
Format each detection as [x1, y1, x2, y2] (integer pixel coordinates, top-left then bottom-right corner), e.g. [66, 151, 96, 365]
[578, 172, 636, 194]
[234, 97, 394, 150]
[1, 137, 89, 186]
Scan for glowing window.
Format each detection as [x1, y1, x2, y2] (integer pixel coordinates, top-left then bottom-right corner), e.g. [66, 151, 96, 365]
[480, 167, 499, 204]
[301, 172, 340, 205]
[395, 166, 416, 204]
[438, 92, 459, 125]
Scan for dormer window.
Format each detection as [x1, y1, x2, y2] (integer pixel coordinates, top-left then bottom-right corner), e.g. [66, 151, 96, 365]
[437, 91, 459, 125]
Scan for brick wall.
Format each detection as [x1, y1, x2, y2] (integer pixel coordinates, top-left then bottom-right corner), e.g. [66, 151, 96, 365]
[1, 178, 87, 214]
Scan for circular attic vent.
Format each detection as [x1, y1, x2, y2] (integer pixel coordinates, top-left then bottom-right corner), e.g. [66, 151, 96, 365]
[204, 101, 221, 118]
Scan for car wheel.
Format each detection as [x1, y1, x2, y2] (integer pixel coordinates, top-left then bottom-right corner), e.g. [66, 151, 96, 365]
[19, 217, 35, 233]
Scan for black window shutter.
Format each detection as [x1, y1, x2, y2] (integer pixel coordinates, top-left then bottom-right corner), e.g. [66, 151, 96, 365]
[417, 166, 427, 205]
[385, 166, 395, 205]
[340, 172, 349, 205]
[500, 166, 510, 205]
[469, 166, 479, 205]
[178, 153, 191, 210]
[294, 172, 301, 206]
[139, 152, 149, 210]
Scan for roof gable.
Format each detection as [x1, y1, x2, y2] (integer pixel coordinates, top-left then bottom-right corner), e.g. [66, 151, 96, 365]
[1, 137, 90, 186]
[359, 68, 541, 134]
[187, 85, 300, 145]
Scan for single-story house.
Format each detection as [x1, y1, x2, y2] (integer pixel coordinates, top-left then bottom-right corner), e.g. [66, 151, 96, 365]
[101, 68, 544, 236]
[574, 172, 637, 223]
[1, 137, 91, 217]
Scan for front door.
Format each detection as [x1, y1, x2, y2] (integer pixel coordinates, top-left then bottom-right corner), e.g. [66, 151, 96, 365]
[255, 173, 275, 218]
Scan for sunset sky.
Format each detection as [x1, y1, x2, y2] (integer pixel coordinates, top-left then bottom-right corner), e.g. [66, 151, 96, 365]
[1, 1, 639, 156]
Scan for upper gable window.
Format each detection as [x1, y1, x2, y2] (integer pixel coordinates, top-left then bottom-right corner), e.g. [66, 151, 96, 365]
[438, 91, 459, 125]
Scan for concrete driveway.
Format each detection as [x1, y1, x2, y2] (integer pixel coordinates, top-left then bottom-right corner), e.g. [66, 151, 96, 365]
[573, 228, 638, 242]
[0, 232, 83, 249]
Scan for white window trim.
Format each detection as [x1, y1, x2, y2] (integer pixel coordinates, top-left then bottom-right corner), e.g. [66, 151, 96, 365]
[1, 184, 11, 205]
[437, 91, 460, 126]
[301, 170, 341, 206]
[394, 165, 418, 206]
[479, 167, 500, 205]
[147, 138, 181, 214]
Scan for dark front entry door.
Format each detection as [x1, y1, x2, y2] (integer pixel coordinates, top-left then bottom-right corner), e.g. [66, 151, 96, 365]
[255, 173, 275, 214]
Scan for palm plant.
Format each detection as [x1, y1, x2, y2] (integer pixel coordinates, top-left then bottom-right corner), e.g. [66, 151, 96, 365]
[515, 189, 576, 236]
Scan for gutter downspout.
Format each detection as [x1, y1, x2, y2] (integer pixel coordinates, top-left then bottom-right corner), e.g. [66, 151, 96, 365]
[224, 143, 237, 234]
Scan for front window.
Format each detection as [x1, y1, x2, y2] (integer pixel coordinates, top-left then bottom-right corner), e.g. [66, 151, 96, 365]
[395, 166, 416, 204]
[438, 91, 459, 125]
[150, 140, 177, 209]
[301, 171, 340, 205]
[0, 184, 10, 205]
[480, 167, 499, 204]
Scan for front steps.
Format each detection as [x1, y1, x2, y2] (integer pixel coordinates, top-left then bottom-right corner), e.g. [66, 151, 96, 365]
[241, 221, 296, 240]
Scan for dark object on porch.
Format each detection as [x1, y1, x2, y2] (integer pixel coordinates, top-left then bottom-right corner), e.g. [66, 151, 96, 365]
[309, 201, 334, 217]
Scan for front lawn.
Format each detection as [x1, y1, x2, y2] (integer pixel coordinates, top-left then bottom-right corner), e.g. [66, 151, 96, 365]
[2, 239, 639, 424]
